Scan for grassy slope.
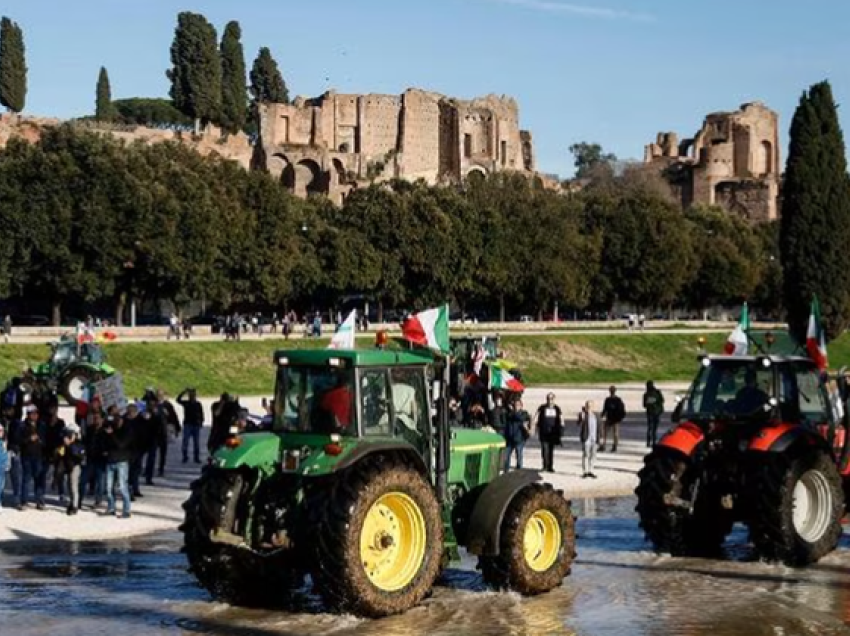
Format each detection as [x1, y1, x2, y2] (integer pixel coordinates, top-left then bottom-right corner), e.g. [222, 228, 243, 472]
[3, 332, 850, 396]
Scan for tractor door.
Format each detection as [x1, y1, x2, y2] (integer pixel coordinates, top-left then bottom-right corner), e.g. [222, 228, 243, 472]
[779, 363, 838, 447]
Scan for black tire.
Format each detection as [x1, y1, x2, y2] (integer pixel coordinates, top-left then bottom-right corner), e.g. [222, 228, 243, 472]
[746, 450, 844, 566]
[478, 483, 576, 595]
[182, 469, 289, 606]
[59, 367, 102, 406]
[635, 449, 734, 557]
[312, 456, 443, 617]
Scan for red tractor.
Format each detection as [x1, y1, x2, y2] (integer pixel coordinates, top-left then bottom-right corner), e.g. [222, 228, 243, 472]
[636, 352, 849, 566]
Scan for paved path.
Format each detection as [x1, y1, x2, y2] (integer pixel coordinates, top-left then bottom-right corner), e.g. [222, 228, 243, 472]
[0, 386, 683, 543]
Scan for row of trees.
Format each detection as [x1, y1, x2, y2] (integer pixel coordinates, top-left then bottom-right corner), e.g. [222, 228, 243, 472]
[0, 124, 782, 325]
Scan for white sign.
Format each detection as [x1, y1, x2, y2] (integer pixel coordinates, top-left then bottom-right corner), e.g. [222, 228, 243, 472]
[93, 374, 128, 412]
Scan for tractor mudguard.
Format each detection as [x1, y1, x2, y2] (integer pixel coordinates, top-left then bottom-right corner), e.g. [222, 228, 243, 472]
[657, 421, 705, 458]
[464, 469, 541, 557]
[333, 442, 428, 476]
[748, 424, 831, 453]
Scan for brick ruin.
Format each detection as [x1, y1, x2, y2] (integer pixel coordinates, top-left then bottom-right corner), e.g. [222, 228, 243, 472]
[257, 89, 536, 204]
[644, 102, 781, 222]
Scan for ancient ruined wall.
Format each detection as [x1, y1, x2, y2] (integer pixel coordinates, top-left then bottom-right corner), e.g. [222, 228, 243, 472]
[360, 94, 402, 161]
[332, 93, 360, 153]
[399, 89, 441, 181]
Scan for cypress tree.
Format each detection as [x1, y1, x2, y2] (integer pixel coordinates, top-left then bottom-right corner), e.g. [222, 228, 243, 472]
[0, 17, 27, 113]
[249, 47, 289, 105]
[95, 66, 116, 121]
[780, 80, 850, 342]
[219, 21, 247, 134]
[166, 12, 222, 129]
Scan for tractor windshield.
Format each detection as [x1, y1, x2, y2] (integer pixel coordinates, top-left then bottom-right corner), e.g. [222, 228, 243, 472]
[273, 364, 356, 436]
[683, 359, 775, 420]
[51, 341, 77, 368]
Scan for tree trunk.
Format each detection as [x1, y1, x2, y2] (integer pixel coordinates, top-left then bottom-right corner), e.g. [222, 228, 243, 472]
[499, 295, 505, 323]
[51, 300, 61, 327]
[115, 293, 126, 327]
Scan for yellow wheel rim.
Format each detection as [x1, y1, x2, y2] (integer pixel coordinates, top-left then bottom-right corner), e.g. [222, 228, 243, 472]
[523, 510, 562, 572]
[359, 492, 427, 592]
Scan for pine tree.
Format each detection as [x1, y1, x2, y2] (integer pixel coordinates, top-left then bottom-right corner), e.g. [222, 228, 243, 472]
[0, 17, 27, 113]
[95, 66, 116, 121]
[780, 80, 850, 342]
[249, 47, 289, 105]
[219, 21, 247, 134]
[166, 12, 222, 130]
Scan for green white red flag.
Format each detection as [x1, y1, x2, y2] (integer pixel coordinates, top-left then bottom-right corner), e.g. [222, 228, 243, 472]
[806, 297, 828, 370]
[490, 366, 524, 392]
[402, 305, 450, 353]
[724, 303, 750, 355]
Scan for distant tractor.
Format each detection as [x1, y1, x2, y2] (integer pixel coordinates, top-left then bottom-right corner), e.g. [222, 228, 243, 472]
[21, 335, 115, 406]
[182, 346, 575, 617]
[636, 352, 848, 566]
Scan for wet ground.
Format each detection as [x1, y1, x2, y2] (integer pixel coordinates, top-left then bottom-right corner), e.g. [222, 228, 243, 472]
[2, 497, 850, 636]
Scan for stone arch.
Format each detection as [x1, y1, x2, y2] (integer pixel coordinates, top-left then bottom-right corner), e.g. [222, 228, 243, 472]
[268, 153, 291, 180]
[755, 140, 773, 175]
[465, 166, 487, 183]
[332, 158, 346, 185]
[296, 159, 327, 196]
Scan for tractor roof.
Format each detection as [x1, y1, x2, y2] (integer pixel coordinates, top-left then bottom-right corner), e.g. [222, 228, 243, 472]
[274, 348, 435, 367]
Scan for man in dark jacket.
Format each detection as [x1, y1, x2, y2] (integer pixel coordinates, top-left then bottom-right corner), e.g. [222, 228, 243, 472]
[177, 388, 204, 464]
[503, 399, 530, 471]
[58, 423, 86, 515]
[643, 380, 665, 447]
[44, 403, 67, 504]
[532, 393, 562, 473]
[124, 403, 146, 499]
[104, 413, 133, 518]
[142, 395, 166, 486]
[209, 393, 239, 454]
[155, 389, 180, 477]
[19, 405, 47, 510]
[2, 404, 23, 509]
[600, 385, 626, 453]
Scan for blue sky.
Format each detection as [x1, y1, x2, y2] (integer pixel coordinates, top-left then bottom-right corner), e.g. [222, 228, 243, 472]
[7, 0, 850, 177]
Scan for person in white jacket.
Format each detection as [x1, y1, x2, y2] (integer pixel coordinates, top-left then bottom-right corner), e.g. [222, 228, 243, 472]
[577, 401, 598, 479]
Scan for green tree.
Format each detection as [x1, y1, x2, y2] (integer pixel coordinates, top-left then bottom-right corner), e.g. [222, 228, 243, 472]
[569, 142, 616, 180]
[752, 221, 783, 320]
[219, 21, 247, 134]
[166, 12, 222, 130]
[95, 66, 116, 121]
[780, 80, 850, 341]
[249, 47, 289, 104]
[0, 17, 27, 113]
[113, 98, 192, 127]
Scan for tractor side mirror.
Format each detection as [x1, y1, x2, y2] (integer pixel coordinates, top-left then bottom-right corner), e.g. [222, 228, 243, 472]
[671, 396, 684, 424]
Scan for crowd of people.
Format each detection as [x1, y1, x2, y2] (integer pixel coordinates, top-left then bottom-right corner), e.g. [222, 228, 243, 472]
[452, 381, 666, 479]
[0, 382, 257, 518]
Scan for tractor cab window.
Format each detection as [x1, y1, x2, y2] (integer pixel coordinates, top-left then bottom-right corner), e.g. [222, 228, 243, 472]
[685, 360, 774, 419]
[360, 369, 392, 436]
[389, 367, 429, 450]
[81, 344, 103, 365]
[274, 365, 356, 435]
[779, 364, 831, 426]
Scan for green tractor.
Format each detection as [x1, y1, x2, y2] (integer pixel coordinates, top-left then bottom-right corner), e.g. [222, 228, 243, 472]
[21, 334, 116, 406]
[182, 347, 575, 617]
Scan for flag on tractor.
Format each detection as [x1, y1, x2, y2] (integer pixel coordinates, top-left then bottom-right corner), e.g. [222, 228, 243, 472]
[328, 309, 357, 350]
[724, 303, 750, 355]
[472, 339, 487, 375]
[402, 305, 450, 353]
[490, 365, 524, 392]
[806, 297, 828, 370]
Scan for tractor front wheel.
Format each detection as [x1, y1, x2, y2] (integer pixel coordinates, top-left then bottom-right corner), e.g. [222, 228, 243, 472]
[312, 457, 443, 617]
[746, 451, 844, 566]
[478, 483, 576, 595]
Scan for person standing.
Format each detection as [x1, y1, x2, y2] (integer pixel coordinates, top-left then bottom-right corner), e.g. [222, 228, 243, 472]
[103, 412, 133, 518]
[124, 402, 146, 500]
[3, 314, 11, 343]
[44, 404, 67, 504]
[177, 388, 204, 464]
[19, 405, 47, 510]
[503, 399, 530, 472]
[155, 389, 180, 477]
[59, 423, 86, 515]
[489, 394, 507, 433]
[2, 405, 22, 509]
[533, 393, 563, 473]
[600, 386, 626, 453]
[82, 412, 107, 509]
[643, 380, 665, 447]
[143, 394, 165, 486]
[577, 401, 598, 479]
[0, 423, 8, 512]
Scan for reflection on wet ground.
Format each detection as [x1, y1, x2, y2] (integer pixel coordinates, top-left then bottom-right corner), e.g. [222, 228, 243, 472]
[2, 497, 850, 636]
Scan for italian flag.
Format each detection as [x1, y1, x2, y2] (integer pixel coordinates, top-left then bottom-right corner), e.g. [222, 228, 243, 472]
[490, 366, 525, 392]
[724, 303, 750, 355]
[402, 305, 450, 353]
[806, 297, 828, 370]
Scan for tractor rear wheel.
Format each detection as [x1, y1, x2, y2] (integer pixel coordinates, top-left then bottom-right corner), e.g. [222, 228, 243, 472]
[635, 449, 734, 557]
[60, 367, 102, 406]
[478, 483, 575, 595]
[311, 457, 443, 617]
[182, 470, 288, 606]
[746, 450, 844, 566]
